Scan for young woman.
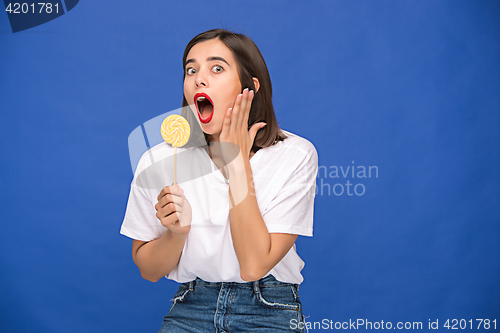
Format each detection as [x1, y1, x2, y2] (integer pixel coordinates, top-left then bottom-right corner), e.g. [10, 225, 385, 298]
[121, 29, 318, 332]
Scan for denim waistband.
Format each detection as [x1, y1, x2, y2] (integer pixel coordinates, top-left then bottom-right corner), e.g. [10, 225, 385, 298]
[185, 274, 298, 290]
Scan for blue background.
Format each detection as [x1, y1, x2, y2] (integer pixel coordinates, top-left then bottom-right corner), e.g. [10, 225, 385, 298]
[1, 0, 499, 332]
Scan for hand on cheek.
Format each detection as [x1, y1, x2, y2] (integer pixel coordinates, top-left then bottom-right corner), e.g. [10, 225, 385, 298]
[219, 88, 266, 164]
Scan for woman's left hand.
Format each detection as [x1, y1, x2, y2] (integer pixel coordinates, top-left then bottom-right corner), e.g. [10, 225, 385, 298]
[219, 88, 266, 165]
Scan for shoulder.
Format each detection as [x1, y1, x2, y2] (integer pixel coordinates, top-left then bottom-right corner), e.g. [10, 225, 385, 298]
[262, 130, 317, 163]
[133, 142, 196, 179]
[134, 142, 173, 173]
[254, 130, 318, 178]
[281, 131, 317, 156]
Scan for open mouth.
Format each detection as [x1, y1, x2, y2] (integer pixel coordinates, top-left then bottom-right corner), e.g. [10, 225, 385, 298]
[194, 93, 214, 124]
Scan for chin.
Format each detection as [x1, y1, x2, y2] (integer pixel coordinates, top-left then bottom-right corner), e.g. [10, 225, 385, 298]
[200, 124, 221, 137]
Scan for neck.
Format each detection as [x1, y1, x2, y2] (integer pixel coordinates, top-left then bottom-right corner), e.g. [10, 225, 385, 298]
[207, 141, 255, 161]
[206, 133, 220, 143]
[205, 133, 256, 160]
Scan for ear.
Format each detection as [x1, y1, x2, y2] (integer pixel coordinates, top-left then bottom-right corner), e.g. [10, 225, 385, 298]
[252, 77, 260, 93]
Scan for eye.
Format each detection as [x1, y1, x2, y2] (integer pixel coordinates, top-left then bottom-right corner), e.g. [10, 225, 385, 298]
[212, 65, 223, 73]
[186, 67, 197, 75]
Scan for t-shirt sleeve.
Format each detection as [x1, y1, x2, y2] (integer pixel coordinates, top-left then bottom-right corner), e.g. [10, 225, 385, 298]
[120, 143, 174, 242]
[120, 183, 163, 241]
[120, 146, 171, 242]
[262, 139, 318, 237]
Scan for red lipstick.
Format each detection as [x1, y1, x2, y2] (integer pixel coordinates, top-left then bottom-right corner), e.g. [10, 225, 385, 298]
[194, 93, 214, 124]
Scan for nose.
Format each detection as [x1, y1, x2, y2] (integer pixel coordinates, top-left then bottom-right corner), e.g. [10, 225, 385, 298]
[195, 74, 207, 87]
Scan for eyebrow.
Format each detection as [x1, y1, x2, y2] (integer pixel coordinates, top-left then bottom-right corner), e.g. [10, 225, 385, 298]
[185, 56, 230, 67]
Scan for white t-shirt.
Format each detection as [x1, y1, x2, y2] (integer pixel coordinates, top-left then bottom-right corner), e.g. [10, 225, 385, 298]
[120, 131, 318, 284]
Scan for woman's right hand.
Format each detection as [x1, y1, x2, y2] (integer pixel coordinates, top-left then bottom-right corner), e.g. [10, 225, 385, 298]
[155, 184, 192, 235]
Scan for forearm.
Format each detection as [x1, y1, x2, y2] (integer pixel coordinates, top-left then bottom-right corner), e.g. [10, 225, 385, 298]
[228, 155, 272, 280]
[133, 230, 187, 282]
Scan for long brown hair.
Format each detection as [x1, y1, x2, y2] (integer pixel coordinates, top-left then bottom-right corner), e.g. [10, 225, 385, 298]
[180, 29, 287, 152]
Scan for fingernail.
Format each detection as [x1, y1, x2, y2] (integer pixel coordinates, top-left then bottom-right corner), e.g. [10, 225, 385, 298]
[244, 88, 249, 92]
[249, 90, 254, 96]
[261, 123, 267, 128]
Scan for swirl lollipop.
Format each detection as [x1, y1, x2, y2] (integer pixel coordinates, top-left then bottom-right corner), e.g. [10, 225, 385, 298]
[161, 114, 191, 184]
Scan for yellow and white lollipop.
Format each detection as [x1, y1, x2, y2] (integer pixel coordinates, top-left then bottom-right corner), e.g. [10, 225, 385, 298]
[161, 114, 191, 147]
[160, 115, 191, 184]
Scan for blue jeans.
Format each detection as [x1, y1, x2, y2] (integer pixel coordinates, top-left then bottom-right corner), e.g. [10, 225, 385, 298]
[158, 275, 306, 332]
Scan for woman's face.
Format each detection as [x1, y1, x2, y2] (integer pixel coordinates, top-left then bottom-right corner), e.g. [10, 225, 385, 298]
[184, 38, 242, 139]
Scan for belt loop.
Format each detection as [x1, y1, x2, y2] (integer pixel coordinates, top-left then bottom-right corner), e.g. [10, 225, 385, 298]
[253, 279, 260, 295]
[189, 280, 195, 291]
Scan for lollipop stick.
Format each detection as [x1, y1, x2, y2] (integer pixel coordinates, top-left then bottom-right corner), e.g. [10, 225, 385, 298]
[160, 114, 190, 185]
[174, 147, 177, 185]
